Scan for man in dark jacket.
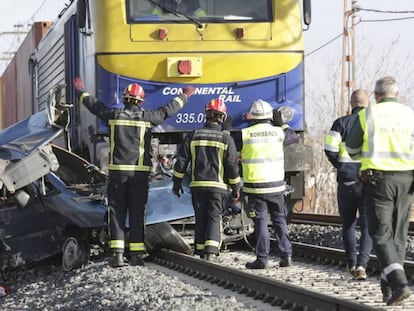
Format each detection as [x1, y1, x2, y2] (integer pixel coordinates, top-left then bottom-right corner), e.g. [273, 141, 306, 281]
[74, 77, 194, 267]
[324, 89, 372, 280]
[172, 99, 241, 261]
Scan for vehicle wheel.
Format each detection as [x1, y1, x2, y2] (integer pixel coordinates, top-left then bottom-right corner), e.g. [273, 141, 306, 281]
[62, 237, 90, 271]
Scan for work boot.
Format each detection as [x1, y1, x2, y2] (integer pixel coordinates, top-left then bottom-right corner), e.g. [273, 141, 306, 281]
[245, 259, 268, 269]
[110, 253, 127, 268]
[387, 285, 411, 306]
[204, 253, 217, 262]
[279, 257, 292, 267]
[381, 279, 392, 303]
[129, 256, 145, 266]
[347, 264, 356, 277]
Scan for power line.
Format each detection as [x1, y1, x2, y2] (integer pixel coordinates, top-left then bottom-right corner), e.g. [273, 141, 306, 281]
[22, 0, 49, 25]
[305, 33, 343, 57]
[0, 1, 68, 74]
[305, 6, 414, 58]
[361, 16, 414, 23]
[359, 8, 414, 14]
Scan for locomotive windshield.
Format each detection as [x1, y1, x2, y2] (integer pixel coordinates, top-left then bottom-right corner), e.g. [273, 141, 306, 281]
[127, 0, 272, 23]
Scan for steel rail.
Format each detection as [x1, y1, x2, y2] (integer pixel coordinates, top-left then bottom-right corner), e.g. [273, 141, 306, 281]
[292, 242, 414, 281]
[152, 249, 379, 311]
[291, 212, 414, 233]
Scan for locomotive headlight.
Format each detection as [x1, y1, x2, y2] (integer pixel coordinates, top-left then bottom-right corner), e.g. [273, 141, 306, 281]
[277, 106, 294, 124]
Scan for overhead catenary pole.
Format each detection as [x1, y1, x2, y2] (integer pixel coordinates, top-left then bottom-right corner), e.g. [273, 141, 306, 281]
[351, 0, 356, 97]
[340, 0, 357, 116]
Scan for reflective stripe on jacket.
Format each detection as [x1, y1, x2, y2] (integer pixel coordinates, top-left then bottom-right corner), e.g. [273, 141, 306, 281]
[173, 123, 240, 193]
[356, 99, 414, 171]
[80, 92, 187, 173]
[241, 123, 285, 194]
[324, 107, 362, 182]
[108, 118, 152, 171]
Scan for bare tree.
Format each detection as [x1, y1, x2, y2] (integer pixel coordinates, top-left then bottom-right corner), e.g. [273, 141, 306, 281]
[304, 36, 414, 215]
[305, 55, 342, 215]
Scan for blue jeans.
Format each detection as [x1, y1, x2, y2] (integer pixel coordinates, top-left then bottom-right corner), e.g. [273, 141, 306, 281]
[337, 181, 372, 268]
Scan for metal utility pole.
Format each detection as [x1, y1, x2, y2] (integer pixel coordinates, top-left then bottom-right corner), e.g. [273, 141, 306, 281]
[340, 0, 357, 116]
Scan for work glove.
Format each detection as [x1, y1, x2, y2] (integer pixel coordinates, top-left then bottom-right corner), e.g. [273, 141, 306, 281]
[172, 182, 184, 197]
[221, 115, 232, 131]
[272, 108, 284, 126]
[182, 86, 196, 98]
[231, 188, 240, 201]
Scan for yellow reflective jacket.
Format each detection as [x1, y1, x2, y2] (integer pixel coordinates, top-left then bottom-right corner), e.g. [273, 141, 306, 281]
[241, 123, 286, 194]
[349, 99, 414, 171]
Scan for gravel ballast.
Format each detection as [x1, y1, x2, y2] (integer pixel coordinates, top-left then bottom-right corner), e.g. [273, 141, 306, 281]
[1, 258, 263, 311]
[1, 223, 414, 310]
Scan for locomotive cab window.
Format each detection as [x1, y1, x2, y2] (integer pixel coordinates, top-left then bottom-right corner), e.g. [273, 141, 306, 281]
[126, 0, 272, 23]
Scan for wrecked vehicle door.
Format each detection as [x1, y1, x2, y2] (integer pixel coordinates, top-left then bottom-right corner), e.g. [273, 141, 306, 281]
[0, 141, 108, 274]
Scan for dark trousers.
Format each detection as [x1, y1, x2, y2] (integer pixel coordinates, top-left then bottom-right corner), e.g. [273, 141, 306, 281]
[248, 193, 292, 263]
[108, 172, 149, 255]
[337, 182, 372, 268]
[364, 170, 414, 290]
[191, 191, 226, 255]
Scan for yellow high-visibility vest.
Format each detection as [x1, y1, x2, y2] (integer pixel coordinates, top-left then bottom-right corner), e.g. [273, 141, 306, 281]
[241, 123, 286, 194]
[359, 101, 414, 171]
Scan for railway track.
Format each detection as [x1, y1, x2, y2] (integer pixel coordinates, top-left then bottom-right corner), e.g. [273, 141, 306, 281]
[4, 216, 414, 310]
[291, 212, 414, 234]
[150, 243, 414, 311]
[292, 242, 414, 280]
[152, 249, 375, 311]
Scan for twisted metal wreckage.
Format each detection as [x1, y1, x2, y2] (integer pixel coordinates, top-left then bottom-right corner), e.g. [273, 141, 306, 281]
[0, 86, 252, 278]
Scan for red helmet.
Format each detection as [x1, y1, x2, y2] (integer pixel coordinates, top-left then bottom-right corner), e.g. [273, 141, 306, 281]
[123, 83, 145, 102]
[206, 99, 227, 114]
[205, 99, 227, 122]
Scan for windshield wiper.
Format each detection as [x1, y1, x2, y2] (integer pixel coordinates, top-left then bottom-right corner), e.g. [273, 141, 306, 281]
[147, 0, 203, 28]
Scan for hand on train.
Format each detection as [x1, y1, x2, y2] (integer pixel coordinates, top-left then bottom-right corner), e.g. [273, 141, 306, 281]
[73, 77, 85, 91]
[272, 108, 284, 126]
[182, 86, 196, 98]
[173, 182, 184, 197]
[222, 115, 232, 131]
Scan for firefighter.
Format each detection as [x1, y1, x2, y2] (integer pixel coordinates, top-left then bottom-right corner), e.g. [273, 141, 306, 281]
[172, 99, 241, 261]
[74, 77, 195, 267]
[233, 99, 298, 269]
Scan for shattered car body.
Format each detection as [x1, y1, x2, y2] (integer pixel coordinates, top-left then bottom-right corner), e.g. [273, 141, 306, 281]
[0, 100, 194, 276]
[0, 85, 254, 277]
[0, 110, 108, 275]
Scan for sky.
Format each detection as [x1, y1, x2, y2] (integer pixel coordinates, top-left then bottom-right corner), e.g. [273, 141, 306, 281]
[1, 0, 413, 95]
[0, 0, 67, 74]
[305, 0, 414, 94]
[303, 0, 414, 130]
